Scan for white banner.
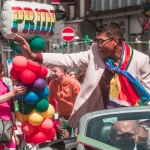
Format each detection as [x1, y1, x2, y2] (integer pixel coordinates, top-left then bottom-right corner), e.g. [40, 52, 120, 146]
[1, 1, 55, 40]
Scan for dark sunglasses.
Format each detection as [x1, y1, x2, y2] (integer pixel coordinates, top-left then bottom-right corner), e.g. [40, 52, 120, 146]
[94, 37, 115, 45]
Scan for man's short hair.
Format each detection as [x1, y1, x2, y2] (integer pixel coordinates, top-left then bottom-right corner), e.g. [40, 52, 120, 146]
[110, 120, 136, 136]
[95, 22, 123, 44]
[51, 67, 66, 73]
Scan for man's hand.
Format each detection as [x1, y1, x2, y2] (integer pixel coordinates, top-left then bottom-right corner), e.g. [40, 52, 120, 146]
[136, 126, 148, 144]
[14, 34, 35, 59]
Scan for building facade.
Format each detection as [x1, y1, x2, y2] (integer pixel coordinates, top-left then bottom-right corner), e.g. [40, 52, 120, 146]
[60, 0, 150, 56]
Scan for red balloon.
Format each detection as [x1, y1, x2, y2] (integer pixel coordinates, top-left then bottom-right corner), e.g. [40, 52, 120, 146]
[32, 131, 47, 145]
[53, 119, 59, 132]
[21, 121, 37, 136]
[38, 118, 53, 133]
[37, 66, 48, 78]
[46, 127, 56, 141]
[22, 134, 34, 143]
[12, 56, 27, 71]
[10, 67, 21, 80]
[27, 59, 41, 72]
[21, 69, 36, 84]
[51, 97, 57, 111]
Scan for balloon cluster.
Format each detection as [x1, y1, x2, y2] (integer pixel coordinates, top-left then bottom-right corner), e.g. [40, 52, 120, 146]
[10, 55, 56, 145]
[10, 37, 46, 54]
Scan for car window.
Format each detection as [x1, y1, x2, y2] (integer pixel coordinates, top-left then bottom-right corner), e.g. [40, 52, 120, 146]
[85, 119, 150, 150]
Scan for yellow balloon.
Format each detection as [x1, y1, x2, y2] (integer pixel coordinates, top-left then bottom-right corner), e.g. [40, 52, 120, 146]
[41, 104, 54, 118]
[16, 111, 29, 123]
[28, 111, 44, 126]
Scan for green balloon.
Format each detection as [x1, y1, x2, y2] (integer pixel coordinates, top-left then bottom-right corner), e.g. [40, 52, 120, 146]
[18, 101, 34, 115]
[10, 40, 22, 54]
[35, 98, 49, 113]
[29, 37, 46, 52]
[14, 101, 19, 112]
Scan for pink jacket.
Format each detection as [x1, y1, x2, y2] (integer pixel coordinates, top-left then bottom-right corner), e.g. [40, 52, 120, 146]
[0, 80, 12, 121]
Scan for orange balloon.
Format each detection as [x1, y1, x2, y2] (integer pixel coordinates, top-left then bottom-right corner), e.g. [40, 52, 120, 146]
[16, 111, 29, 123]
[38, 118, 53, 133]
[12, 56, 27, 71]
[41, 104, 55, 118]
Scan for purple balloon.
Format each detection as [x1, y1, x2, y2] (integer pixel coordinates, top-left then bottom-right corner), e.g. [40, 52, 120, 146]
[16, 80, 29, 89]
[32, 78, 46, 92]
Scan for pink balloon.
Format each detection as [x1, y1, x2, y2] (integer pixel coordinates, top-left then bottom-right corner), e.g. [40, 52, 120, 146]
[46, 127, 56, 141]
[21, 121, 37, 136]
[21, 69, 36, 84]
[12, 56, 27, 71]
[27, 59, 41, 71]
[32, 131, 47, 145]
[38, 118, 53, 133]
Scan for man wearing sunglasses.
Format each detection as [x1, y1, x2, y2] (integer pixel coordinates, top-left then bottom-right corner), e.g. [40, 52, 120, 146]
[108, 120, 137, 150]
[14, 22, 150, 131]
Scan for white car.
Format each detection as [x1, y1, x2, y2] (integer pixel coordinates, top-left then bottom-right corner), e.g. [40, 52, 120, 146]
[29, 106, 150, 150]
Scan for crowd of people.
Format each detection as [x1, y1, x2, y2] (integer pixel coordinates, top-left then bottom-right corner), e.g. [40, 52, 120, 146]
[0, 21, 149, 149]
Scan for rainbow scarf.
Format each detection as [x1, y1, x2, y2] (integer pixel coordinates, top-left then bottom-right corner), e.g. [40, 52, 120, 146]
[105, 42, 150, 108]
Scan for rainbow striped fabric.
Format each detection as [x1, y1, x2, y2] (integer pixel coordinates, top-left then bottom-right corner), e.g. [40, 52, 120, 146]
[105, 42, 150, 108]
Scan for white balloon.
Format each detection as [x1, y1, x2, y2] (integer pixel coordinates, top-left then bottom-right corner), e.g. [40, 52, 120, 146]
[1, 1, 55, 40]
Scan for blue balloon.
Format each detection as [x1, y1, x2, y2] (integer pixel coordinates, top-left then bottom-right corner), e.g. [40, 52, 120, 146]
[11, 51, 16, 56]
[24, 91, 39, 105]
[37, 86, 50, 99]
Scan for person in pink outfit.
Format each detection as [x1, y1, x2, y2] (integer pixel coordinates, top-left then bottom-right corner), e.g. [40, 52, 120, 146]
[0, 63, 26, 150]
